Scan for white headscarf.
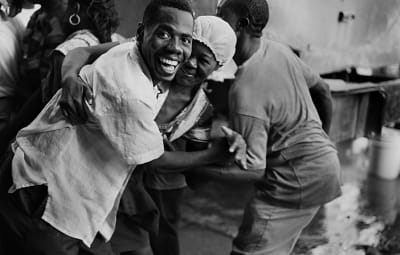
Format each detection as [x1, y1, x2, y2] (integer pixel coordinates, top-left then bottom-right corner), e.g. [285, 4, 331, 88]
[193, 16, 237, 67]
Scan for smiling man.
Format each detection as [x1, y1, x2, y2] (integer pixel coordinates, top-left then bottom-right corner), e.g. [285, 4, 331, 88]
[138, 1, 193, 84]
[0, 1, 198, 255]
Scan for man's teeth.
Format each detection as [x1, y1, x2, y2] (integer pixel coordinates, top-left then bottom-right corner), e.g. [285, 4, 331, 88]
[160, 58, 178, 66]
[162, 65, 175, 73]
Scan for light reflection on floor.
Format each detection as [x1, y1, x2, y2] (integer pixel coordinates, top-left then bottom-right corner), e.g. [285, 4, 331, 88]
[182, 139, 400, 254]
[301, 140, 400, 255]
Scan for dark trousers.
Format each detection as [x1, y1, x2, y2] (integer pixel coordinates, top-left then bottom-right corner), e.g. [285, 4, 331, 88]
[147, 188, 184, 255]
[0, 152, 115, 255]
[110, 167, 159, 255]
[0, 186, 115, 255]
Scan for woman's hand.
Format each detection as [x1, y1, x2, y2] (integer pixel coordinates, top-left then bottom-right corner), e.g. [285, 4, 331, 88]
[221, 126, 247, 169]
[208, 126, 247, 169]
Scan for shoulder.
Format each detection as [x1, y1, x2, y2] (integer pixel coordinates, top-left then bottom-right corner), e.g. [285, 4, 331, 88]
[84, 42, 155, 108]
[55, 30, 100, 56]
[93, 41, 137, 66]
[264, 39, 293, 55]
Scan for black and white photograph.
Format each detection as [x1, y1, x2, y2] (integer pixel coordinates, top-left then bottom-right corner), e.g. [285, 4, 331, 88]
[0, 0, 400, 254]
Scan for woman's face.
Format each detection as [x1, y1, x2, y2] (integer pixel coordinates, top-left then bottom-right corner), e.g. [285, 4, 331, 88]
[174, 41, 219, 88]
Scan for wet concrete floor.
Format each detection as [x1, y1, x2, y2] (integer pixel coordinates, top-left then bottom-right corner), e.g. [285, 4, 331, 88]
[179, 140, 400, 255]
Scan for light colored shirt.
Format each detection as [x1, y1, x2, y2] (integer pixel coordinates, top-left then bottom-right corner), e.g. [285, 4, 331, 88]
[229, 39, 340, 208]
[230, 39, 334, 169]
[10, 42, 164, 246]
[0, 16, 24, 100]
[55, 29, 99, 56]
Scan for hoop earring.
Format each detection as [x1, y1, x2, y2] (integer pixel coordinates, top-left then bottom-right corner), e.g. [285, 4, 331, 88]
[1, 5, 10, 17]
[69, 2, 81, 26]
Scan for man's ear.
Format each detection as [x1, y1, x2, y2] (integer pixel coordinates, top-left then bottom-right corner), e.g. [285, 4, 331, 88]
[136, 22, 144, 45]
[236, 17, 249, 30]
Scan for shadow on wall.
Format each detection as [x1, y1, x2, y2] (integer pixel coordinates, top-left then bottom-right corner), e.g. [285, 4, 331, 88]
[115, 0, 219, 38]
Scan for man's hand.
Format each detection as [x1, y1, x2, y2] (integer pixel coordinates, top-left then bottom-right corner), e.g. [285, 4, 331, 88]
[58, 43, 120, 123]
[221, 126, 247, 169]
[58, 48, 94, 124]
[59, 73, 92, 124]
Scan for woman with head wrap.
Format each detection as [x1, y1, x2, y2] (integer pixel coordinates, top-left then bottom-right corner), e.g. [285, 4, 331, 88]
[142, 15, 237, 255]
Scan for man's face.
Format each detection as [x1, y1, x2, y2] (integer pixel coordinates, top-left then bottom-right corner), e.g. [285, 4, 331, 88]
[141, 6, 194, 83]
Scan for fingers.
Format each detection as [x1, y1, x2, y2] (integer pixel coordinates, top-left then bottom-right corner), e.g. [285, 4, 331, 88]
[59, 76, 91, 124]
[233, 142, 247, 169]
[59, 94, 88, 124]
[220, 126, 233, 137]
[221, 126, 236, 152]
[221, 126, 248, 169]
[83, 85, 94, 105]
[236, 154, 247, 170]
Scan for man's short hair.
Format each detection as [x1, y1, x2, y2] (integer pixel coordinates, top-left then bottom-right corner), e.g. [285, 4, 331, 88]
[222, 0, 269, 37]
[142, 0, 194, 28]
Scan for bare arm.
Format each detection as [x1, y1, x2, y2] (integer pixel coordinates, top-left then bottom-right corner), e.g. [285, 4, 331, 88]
[309, 78, 333, 133]
[152, 127, 247, 172]
[297, 55, 333, 134]
[191, 163, 264, 183]
[150, 145, 226, 171]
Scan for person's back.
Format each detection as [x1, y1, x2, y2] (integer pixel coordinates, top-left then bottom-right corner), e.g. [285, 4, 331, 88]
[213, 0, 342, 254]
[232, 39, 333, 156]
[230, 38, 341, 209]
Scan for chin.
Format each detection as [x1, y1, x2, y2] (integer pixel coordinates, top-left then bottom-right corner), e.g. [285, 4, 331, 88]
[158, 74, 176, 82]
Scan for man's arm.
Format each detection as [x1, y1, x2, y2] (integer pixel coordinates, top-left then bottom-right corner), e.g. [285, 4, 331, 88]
[60, 42, 119, 123]
[151, 127, 246, 171]
[296, 55, 333, 133]
[190, 163, 264, 183]
[309, 78, 333, 133]
[181, 113, 267, 183]
[150, 146, 226, 170]
[208, 112, 268, 182]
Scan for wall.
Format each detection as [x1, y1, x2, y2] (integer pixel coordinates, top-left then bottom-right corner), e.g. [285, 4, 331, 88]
[266, 0, 400, 73]
[115, 0, 218, 38]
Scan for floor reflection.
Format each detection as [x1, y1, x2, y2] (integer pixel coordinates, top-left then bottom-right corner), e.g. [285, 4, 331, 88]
[182, 139, 400, 254]
[296, 141, 400, 255]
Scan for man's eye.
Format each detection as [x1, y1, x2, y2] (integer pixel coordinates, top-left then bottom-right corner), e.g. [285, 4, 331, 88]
[158, 31, 170, 39]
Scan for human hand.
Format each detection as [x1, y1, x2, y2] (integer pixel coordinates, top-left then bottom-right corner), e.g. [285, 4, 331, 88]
[220, 126, 247, 169]
[59, 74, 92, 124]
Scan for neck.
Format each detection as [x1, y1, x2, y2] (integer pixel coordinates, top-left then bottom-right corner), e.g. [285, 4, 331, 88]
[235, 33, 261, 66]
[171, 82, 200, 100]
[158, 81, 170, 92]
